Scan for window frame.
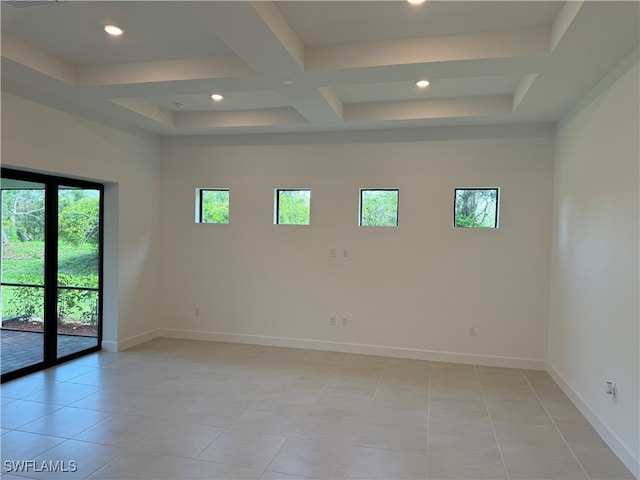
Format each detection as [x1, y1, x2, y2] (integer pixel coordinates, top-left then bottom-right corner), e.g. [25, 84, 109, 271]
[196, 188, 230, 224]
[453, 187, 500, 229]
[1, 167, 104, 383]
[359, 188, 399, 227]
[274, 188, 311, 225]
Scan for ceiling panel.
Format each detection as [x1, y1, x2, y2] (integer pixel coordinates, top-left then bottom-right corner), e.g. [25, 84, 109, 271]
[0, 1, 233, 65]
[0, 1, 637, 136]
[276, 1, 564, 46]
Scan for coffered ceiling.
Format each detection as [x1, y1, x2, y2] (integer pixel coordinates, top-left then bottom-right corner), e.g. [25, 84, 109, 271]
[1, 1, 638, 136]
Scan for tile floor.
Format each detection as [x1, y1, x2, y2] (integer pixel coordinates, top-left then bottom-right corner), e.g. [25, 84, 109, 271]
[0, 338, 634, 480]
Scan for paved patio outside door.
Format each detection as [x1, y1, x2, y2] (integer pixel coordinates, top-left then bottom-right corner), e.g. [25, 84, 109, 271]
[0, 329, 98, 375]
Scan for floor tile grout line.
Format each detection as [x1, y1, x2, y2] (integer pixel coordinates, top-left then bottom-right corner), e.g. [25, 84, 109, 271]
[474, 364, 511, 480]
[519, 370, 591, 480]
[340, 357, 388, 480]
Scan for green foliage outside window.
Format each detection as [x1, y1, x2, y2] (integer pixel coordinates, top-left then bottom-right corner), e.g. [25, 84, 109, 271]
[201, 190, 229, 224]
[2, 187, 101, 326]
[4, 273, 98, 325]
[360, 190, 398, 227]
[277, 190, 310, 225]
[58, 194, 100, 245]
[454, 189, 498, 228]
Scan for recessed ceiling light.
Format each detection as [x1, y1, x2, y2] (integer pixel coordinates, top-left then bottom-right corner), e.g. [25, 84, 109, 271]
[416, 79, 430, 88]
[104, 24, 124, 36]
[210, 93, 224, 102]
[407, 0, 425, 5]
[281, 79, 295, 86]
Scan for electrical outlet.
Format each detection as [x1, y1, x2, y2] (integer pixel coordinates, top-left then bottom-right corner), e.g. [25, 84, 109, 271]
[330, 248, 337, 258]
[342, 317, 348, 326]
[468, 326, 477, 336]
[606, 381, 616, 397]
[342, 249, 349, 258]
[329, 315, 336, 326]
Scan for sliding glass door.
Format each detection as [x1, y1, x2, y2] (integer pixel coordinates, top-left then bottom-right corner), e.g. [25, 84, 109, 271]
[56, 186, 101, 359]
[1, 169, 103, 381]
[0, 179, 46, 375]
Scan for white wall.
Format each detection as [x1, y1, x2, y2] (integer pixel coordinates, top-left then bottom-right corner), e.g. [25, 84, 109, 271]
[549, 52, 639, 476]
[1, 92, 161, 350]
[159, 125, 554, 368]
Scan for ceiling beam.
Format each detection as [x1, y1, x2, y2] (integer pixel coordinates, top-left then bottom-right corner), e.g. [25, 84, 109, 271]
[306, 28, 550, 72]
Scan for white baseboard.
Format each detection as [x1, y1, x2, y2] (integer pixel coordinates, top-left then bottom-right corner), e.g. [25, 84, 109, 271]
[101, 340, 118, 352]
[547, 362, 639, 479]
[102, 329, 158, 352]
[156, 328, 546, 370]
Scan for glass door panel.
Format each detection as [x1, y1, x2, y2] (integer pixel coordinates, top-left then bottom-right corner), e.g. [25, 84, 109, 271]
[56, 187, 101, 359]
[1, 179, 46, 375]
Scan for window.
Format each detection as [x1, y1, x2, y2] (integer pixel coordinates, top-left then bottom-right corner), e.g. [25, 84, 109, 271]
[359, 189, 399, 227]
[275, 189, 310, 225]
[454, 188, 499, 228]
[197, 189, 229, 224]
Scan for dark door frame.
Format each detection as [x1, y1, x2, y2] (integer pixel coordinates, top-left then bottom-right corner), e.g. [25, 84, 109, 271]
[1, 167, 104, 382]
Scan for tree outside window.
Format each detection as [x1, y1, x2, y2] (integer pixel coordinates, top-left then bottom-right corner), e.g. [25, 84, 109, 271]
[454, 188, 499, 228]
[276, 189, 310, 225]
[199, 189, 229, 224]
[360, 189, 398, 227]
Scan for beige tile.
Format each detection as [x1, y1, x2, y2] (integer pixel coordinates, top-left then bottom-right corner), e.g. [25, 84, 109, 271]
[3, 339, 629, 480]
[374, 383, 428, 397]
[428, 452, 507, 479]
[18, 406, 110, 438]
[366, 405, 428, 433]
[291, 417, 363, 444]
[370, 391, 429, 410]
[179, 459, 262, 479]
[73, 413, 169, 448]
[430, 362, 476, 374]
[39, 363, 96, 382]
[197, 429, 287, 470]
[520, 369, 553, 382]
[428, 430, 501, 459]
[230, 409, 301, 435]
[260, 470, 319, 479]
[356, 424, 427, 454]
[312, 390, 373, 409]
[29, 439, 123, 479]
[530, 380, 570, 400]
[0, 400, 62, 429]
[88, 449, 190, 479]
[304, 405, 368, 424]
[542, 400, 586, 423]
[554, 418, 607, 445]
[160, 402, 246, 428]
[132, 421, 223, 458]
[480, 382, 534, 395]
[429, 411, 494, 436]
[500, 443, 587, 480]
[24, 383, 101, 406]
[569, 442, 635, 480]
[430, 375, 480, 388]
[267, 437, 351, 479]
[493, 420, 565, 447]
[0, 430, 65, 462]
[345, 446, 426, 480]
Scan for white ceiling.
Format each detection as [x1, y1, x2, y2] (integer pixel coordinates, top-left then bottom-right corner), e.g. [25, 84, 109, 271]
[1, 1, 638, 137]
